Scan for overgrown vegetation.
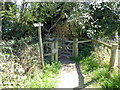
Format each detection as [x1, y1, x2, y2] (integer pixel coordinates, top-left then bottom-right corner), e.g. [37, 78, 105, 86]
[0, 1, 120, 88]
[0, 38, 61, 88]
[72, 45, 120, 88]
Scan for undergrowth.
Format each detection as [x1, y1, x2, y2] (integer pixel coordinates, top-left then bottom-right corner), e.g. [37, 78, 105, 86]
[72, 45, 120, 88]
[23, 61, 61, 88]
[0, 37, 61, 88]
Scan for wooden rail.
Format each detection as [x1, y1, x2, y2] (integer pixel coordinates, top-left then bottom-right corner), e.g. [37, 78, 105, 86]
[93, 39, 112, 49]
[93, 39, 118, 71]
[77, 40, 91, 44]
[43, 42, 52, 44]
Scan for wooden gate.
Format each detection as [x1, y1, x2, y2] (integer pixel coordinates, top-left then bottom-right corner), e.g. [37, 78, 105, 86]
[43, 38, 58, 61]
[43, 38, 91, 61]
[59, 39, 73, 56]
[58, 38, 79, 57]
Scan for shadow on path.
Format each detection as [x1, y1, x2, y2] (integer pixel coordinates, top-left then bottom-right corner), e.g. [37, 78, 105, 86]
[74, 62, 84, 88]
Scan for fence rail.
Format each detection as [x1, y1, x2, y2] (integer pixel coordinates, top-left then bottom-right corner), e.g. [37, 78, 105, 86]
[93, 39, 118, 71]
[93, 39, 112, 49]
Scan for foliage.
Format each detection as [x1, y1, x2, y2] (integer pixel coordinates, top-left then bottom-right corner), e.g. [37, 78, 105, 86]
[85, 2, 120, 39]
[1, 2, 77, 40]
[68, 2, 120, 39]
[72, 45, 120, 88]
[1, 2, 119, 40]
[0, 41, 27, 88]
[0, 38, 61, 88]
[25, 61, 61, 88]
[100, 69, 120, 88]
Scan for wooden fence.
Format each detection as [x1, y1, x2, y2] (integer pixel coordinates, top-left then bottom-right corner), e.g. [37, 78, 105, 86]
[64, 39, 119, 71]
[93, 40, 118, 71]
[43, 38, 91, 61]
[34, 22, 118, 71]
[64, 38, 91, 57]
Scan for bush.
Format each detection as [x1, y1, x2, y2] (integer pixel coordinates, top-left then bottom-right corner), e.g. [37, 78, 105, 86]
[0, 38, 61, 88]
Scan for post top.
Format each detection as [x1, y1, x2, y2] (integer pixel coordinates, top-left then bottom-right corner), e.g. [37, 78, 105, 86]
[34, 22, 43, 27]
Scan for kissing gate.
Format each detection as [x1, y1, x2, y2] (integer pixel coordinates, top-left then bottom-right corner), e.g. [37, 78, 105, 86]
[43, 38, 79, 61]
[34, 22, 91, 67]
[43, 38, 91, 62]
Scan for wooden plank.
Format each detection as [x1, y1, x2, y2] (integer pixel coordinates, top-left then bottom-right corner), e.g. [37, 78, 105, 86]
[52, 49, 58, 54]
[93, 40, 112, 49]
[74, 38, 78, 57]
[34, 23, 43, 27]
[65, 40, 74, 43]
[72, 38, 78, 57]
[72, 40, 75, 56]
[51, 42, 54, 61]
[43, 42, 52, 44]
[77, 40, 91, 44]
[44, 53, 52, 56]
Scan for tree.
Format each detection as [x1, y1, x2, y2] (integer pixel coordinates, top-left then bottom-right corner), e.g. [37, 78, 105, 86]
[1, 2, 77, 40]
[84, 2, 120, 39]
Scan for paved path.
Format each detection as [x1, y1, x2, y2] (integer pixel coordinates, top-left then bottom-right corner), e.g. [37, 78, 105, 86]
[57, 56, 79, 88]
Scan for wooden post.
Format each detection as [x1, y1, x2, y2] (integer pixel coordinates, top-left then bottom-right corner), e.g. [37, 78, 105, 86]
[62, 38, 65, 55]
[73, 38, 78, 57]
[118, 50, 120, 75]
[51, 41, 55, 61]
[75, 38, 78, 57]
[34, 22, 44, 68]
[72, 41, 75, 56]
[109, 44, 118, 71]
[54, 39, 58, 60]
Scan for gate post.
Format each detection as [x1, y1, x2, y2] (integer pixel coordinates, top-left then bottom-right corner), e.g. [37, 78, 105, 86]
[73, 38, 78, 57]
[54, 39, 58, 60]
[51, 41, 55, 61]
[109, 44, 118, 71]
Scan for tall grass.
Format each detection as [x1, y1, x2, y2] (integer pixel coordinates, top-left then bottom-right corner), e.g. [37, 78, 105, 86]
[72, 45, 120, 88]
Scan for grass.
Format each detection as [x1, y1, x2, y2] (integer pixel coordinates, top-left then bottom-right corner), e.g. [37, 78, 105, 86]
[24, 61, 62, 88]
[11, 61, 61, 88]
[72, 45, 120, 88]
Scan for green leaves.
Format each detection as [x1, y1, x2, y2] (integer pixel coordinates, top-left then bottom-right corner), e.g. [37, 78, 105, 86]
[86, 2, 120, 38]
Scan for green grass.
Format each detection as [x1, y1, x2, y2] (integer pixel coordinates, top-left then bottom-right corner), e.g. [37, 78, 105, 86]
[24, 61, 62, 88]
[72, 45, 120, 88]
